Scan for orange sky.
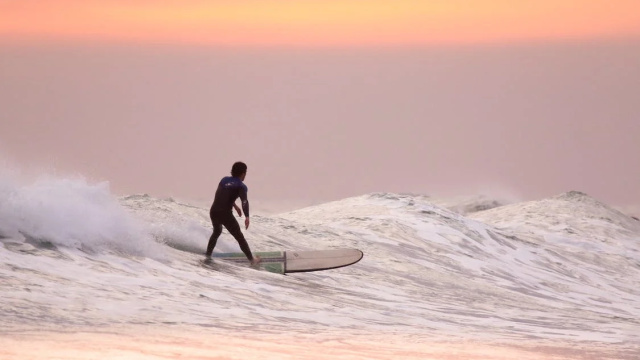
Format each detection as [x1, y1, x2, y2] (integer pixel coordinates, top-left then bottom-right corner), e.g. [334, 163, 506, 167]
[1, 0, 640, 46]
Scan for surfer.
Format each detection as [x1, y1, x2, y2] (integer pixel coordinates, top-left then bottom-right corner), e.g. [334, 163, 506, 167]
[206, 162, 261, 266]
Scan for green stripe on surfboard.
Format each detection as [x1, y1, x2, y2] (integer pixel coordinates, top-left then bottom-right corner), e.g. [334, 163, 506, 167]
[212, 251, 285, 274]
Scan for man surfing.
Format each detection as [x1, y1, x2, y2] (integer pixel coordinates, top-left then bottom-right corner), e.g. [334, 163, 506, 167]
[206, 161, 261, 266]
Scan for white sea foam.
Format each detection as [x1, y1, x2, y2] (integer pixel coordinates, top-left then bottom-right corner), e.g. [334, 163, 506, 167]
[0, 173, 166, 259]
[1, 174, 639, 358]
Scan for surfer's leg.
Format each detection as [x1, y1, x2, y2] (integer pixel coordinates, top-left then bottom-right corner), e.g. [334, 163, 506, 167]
[222, 214, 254, 261]
[206, 222, 223, 256]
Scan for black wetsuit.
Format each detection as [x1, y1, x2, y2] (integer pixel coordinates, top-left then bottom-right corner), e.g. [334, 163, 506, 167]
[206, 176, 253, 260]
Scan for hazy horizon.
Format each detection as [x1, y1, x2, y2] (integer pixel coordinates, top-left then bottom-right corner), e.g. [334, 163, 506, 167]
[2, 37, 639, 210]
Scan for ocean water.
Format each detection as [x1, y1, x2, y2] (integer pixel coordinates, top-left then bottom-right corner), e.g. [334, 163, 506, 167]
[1, 175, 639, 359]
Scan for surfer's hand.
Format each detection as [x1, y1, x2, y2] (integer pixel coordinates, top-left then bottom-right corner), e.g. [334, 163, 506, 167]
[234, 204, 242, 217]
[245, 217, 250, 229]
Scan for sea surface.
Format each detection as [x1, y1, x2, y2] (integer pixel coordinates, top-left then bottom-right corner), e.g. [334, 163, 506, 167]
[1, 176, 639, 359]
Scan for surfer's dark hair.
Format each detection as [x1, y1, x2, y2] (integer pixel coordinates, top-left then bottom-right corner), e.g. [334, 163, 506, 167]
[231, 162, 247, 177]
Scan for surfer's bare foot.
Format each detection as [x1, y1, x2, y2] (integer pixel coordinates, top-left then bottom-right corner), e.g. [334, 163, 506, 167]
[251, 255, 261, 266]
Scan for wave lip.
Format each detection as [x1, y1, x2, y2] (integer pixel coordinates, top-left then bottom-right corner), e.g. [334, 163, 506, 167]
[0, 176, 166, 258]
[470, 190, 640, 242]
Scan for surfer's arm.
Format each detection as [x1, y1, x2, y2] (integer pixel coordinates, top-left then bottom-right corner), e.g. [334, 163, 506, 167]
[239, 186, 250, 218]
[233, 203, 242, 217]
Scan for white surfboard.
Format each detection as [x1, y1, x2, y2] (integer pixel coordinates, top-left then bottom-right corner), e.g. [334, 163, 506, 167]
[212, 249, 363, 274]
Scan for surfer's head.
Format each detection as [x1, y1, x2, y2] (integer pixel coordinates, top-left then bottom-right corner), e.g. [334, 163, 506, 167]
[231, 161, 247, 179]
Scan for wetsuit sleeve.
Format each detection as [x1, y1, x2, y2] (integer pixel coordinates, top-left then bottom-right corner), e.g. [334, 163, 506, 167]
[239, 185, 250, 218]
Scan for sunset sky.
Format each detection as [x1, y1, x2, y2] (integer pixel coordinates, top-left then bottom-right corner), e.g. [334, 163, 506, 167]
[2, 0, 640, 46]
[1, 1, 639, 210]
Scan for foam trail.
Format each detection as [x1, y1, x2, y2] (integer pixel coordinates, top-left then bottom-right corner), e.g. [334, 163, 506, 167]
[0, 171, 165, 259]
[121, 194, 244, 254]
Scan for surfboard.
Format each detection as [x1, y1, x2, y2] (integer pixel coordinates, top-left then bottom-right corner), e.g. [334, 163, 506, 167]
[211, 249, 363, 274]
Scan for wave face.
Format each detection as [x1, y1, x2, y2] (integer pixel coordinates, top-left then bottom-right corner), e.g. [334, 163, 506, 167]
[1, 177, 640, 357]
